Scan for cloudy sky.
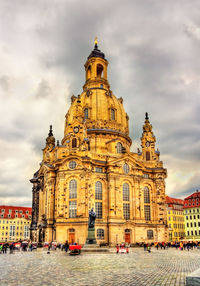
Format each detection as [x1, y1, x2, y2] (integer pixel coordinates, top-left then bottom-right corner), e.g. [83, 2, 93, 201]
[0, 0, 200, 206]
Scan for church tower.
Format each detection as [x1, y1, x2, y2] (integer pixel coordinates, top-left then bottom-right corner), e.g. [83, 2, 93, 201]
[30, 41, 168, 245]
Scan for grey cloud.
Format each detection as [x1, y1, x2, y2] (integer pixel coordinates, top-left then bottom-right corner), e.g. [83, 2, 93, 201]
[0, 75, 10, 92]
[1, 0, 200, 205]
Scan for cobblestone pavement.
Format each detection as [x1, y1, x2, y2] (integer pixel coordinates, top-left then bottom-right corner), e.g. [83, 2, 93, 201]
[1, 248, 200, 286]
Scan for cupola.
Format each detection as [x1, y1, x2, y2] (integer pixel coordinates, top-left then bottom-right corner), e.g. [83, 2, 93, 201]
[83, 38, 110, 90]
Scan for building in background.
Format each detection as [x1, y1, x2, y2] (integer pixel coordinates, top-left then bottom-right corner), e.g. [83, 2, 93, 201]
[0, 206, 32, 242]
[166, 196, 185, 241]
[184, 190, 200, 240]
[30, 41, 168, 245]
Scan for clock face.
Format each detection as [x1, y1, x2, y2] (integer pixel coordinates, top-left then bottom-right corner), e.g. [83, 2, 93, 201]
[146, 141, 150, 147]
[73, 126, 79, 134]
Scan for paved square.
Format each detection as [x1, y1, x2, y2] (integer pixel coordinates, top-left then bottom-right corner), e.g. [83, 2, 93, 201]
[1, 248, 200, 286]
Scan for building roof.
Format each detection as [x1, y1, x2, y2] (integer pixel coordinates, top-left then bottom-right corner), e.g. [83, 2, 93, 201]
[166, 196, 184, 205]
[0, 205, 32, 219]
[183, 190, 200, 209]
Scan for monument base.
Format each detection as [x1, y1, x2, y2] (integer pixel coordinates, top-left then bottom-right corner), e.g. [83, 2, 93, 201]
[85, 228, 97, 245]
[82, 227, 109, 252]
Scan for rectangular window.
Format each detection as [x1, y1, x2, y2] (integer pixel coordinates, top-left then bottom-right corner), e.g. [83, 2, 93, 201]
[95, 202, 102, 219]
[123, 203, 130, 220]
[194, 215, 196, 219]
[144, 205, 151, 221]
[24, 226, 29, 238]
[9, 225, 15, 237]
[186, 216, 188, 220]
[69, 201, 77, 218]
[190, 223, 193, 227]
[194, 222, 197, 227]
[187, 231, 189, 236]
[96, 167, 103, 173]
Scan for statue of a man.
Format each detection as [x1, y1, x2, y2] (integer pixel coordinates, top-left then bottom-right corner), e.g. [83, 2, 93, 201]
[88, 208, 96, 229]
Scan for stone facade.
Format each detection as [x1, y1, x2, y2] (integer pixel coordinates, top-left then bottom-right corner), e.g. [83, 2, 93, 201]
[30, 41, 168, 245]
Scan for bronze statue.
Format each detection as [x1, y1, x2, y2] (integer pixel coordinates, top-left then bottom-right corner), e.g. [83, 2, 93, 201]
[88, 208, 96, 229]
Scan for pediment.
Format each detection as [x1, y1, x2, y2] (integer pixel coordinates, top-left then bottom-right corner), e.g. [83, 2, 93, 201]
[108, 154, 144, 169]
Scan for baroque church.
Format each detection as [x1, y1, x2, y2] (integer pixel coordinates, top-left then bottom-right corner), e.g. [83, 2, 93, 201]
[30, 40, 168, 245]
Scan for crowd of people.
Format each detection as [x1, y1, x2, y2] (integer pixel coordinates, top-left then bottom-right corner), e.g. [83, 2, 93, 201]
[1, 240, 200, 254]
[143, 241, 200, 252]
[0, 241, 36, 254]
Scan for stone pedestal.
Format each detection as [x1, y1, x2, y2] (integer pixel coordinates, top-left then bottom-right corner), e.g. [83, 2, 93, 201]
[186, 268, 200, 286]
[86, 228, 97, 244]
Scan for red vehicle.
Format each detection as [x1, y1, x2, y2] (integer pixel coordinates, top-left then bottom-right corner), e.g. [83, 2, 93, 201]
[69, 244, 82, 255]
[116, 243, 129, 254]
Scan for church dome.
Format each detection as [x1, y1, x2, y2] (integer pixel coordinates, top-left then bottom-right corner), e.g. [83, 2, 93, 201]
[63, 41, 131, 145]
[65, 90, 129, 136]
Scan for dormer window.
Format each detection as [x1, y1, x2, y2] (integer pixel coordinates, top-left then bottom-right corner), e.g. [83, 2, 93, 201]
[116, 142, 123, 154]
[72, 138, 77, 148]
[111, 109, 115, 120]
[146, 151, 150, 161]
[84, 108, 89, 119]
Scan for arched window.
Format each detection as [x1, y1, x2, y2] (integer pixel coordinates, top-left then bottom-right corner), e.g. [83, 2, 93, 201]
[116, 142, 122, 153]
[69, 180, 77, 199]
[144, 186, 150, 203]
[147, 230, 153, 239]
[72, 138, 77, 148]
[95, 181, 102, 200]
[123, 163, 129, 174]
[97, 229, 104, 239]
[97, 64, 103, 78]
[87, 65, 91, 79]
[111, 108, 115, 120]
[146, 151, 150, 161]
[123, 183, 129, 201]
[84, 108, 88, 119]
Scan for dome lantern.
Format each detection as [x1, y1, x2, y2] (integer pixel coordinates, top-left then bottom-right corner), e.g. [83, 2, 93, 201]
[83, 38, 109, 90]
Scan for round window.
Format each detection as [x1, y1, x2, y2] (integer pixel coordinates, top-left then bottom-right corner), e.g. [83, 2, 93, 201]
[123, 163, 129, 174]
[69, 161, 77, 169]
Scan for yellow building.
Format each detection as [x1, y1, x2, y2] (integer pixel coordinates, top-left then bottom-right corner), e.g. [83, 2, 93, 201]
[30, 41, 168, 245]
[0, 206, 32, 242]
[166, 196, 185, 241]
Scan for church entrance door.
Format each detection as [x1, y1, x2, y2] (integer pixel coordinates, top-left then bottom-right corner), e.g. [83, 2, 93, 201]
[125, 233, 130, 244]
[68, 228, 75, 244]
[125, 229, 131, 244]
